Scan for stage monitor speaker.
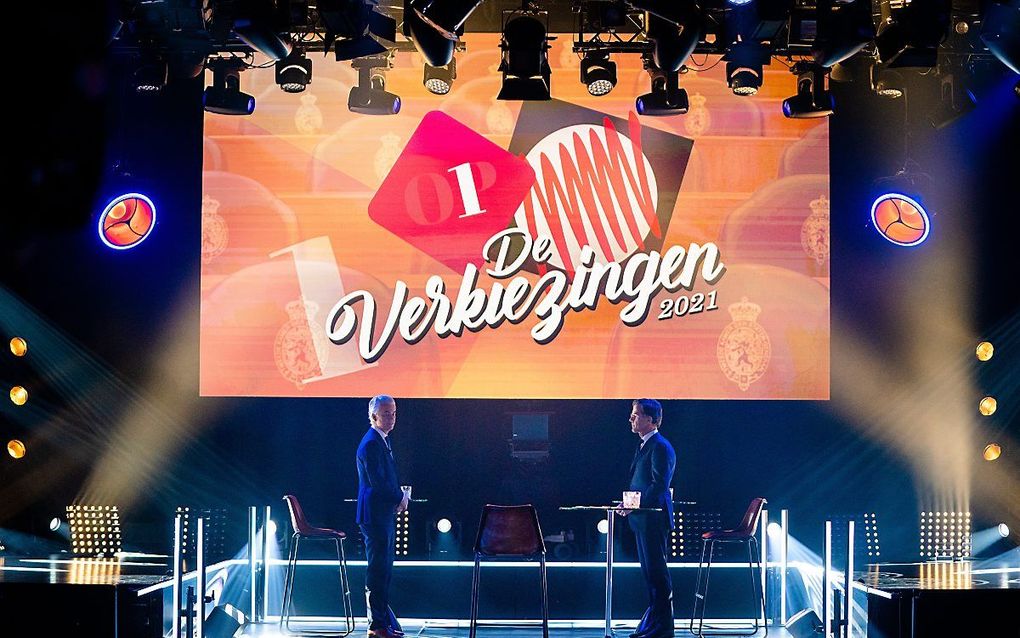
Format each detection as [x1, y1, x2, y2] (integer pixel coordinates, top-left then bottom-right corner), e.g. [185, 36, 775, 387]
[205, 603, 246, 638]
[786, 608, 823, 638]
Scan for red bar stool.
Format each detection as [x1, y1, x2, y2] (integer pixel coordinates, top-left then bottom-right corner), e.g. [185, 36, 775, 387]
[281, 495, 355, 637]
[469, 504, 549, 638]
[690, 497, 768, 637]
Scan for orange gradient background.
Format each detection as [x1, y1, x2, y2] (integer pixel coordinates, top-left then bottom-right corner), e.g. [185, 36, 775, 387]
[200, 34, 830, 399]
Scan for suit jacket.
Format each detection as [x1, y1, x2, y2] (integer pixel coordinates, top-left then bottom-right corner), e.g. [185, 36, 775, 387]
[356, 427, 403, 526]
[628, 431, 676, 531]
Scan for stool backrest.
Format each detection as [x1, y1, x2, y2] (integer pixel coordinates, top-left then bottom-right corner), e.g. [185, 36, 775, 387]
[282, 494, 312, 535]
[734, 497, 767, 537]
[473, 504, 545, 557]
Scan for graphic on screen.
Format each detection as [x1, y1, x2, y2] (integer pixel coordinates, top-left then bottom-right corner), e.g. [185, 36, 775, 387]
[200, 35, 830, 399]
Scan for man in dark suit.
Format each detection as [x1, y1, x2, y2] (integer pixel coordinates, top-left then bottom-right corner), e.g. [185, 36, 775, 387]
[357, 395, 409, 638]
[618, 398, 676, 638]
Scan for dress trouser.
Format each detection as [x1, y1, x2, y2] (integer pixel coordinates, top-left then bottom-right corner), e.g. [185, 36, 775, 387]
[630, 515, 674, 636]
[361, 522, 402, 631]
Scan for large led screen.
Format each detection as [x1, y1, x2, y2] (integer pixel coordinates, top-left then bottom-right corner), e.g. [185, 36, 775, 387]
[200, 35, 830, 399]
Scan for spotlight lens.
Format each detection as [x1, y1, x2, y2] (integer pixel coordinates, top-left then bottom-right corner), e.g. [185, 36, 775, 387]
[733, 85, 759, 96]
[9, 337, 28, 357]
[876, 87, 904, 99]
[998, 523, 1010, 538]
[281, 82, 306, 93]
[597, 519, 609, 534]
[425, 78, 452, 95]
[10, 386, 28, 405]
[588, 79, 615, 96]
[437, 518, 453, 533]
[983, 443, 1002, 461]
[979, 396, 997, 416]
[976, 341, 994, 361]
[7, 439, 26, 459]
[50, 518, 61, 531]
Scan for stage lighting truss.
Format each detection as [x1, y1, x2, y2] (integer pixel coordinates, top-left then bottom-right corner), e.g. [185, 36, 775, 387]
[67, 505, 122, 557]
[919, 510, 971, 559]
[396, 510, 411, 557]
[670, 511, 686, 558]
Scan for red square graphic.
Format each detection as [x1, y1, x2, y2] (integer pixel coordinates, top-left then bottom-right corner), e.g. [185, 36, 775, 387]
[368, 111, 536, 273]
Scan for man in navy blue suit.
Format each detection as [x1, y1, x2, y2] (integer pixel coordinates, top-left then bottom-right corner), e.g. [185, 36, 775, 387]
[618, 398, 676, 638]
[357, 395, 410, 638]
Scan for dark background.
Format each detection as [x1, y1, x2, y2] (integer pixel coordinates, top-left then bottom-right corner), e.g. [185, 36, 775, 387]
[1, 6, 1018, 564]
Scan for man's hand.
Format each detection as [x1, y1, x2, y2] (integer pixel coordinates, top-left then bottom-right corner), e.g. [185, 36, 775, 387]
[615, 507, 631, 517]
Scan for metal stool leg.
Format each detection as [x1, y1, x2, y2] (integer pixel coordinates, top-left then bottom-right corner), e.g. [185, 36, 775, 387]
[282, 535, 301, 634]
[469, 554, 481, 638]
[749, 538, 767, 637]
[540, 553, 549, 638]
[691, 538, 709, 636]
[338, 537, 354, 635]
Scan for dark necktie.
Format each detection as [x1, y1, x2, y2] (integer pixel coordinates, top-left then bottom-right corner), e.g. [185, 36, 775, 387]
[384, 437, 394, 459]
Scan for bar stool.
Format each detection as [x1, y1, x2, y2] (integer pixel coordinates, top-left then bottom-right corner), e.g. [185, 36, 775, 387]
[469, 504, 549, 638]
[281, 495, 355, 637]
[690, 497, 768, 637]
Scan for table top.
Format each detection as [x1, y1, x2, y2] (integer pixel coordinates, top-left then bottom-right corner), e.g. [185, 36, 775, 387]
[559, 505, 663, 512]
[856, 562, 1020, 592]
[0, 555, 171, 587]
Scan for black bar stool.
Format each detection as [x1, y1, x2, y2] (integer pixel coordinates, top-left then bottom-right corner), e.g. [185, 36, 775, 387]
[281, 495, 355, 637]
[691, 497, 768, 637]
[469, 504, 549, 638]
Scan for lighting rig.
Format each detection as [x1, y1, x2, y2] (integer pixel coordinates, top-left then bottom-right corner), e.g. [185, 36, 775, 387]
[111, 0, 1020, 117]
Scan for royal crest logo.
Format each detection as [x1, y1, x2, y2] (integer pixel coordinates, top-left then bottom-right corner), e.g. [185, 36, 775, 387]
[201, 194, 228, 264]
[717, 296, 771, 391]
[295, 93, 323, 135]
[801, 194, 830, 267]
[275, 300, 329, 388]
[684, 93, 711, 138]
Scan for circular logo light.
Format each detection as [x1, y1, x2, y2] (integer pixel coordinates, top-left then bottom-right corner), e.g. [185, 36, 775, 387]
[871, 193, 930, 246]
[98, 193, 156, 250]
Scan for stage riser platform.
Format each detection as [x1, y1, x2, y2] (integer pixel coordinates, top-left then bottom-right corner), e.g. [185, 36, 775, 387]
[253, 562, 768, 620]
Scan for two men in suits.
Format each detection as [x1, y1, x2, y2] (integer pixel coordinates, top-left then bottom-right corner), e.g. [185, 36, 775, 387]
[618, 398, 677, 638]
[357, 395, 410, 638]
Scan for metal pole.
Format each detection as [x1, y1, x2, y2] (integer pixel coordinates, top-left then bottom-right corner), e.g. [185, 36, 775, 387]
[262, 505, 271, 622]
[780, 509, 789, 626]
[197, 517, 206, 638]
[605, 509, 614, 638]
[172, 514, 183, 638]
[845, 520, 854, 638]
[761, 509, 768, 625]
[248, 506, 257, 622]
[823, 520, 832, 638]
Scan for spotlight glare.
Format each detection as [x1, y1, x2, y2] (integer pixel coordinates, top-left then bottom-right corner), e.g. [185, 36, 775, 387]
[979, 396, 997, 416]
[437, 518, 453, 533]
[976, 341, 994, 361]
[998, 523, 1010, 538]
[49, 518, 61, 532]
[267, 520, 277, 536]
[983, 443, 1002, 461]
[9, 337, 27, 357]
[7, 439, 26, 459]
[10, 386, 28, 405]
[597, 519, 609, 534]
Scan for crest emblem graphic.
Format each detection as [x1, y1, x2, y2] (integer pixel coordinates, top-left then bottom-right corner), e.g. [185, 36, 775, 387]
[201, 194, 228, 264]
[274, 300, 329, 388]
[717, 297, 771, 391]
[684, 93, 710, 138]
[295, 93, 323, 134]
[801, 194, 830, 266]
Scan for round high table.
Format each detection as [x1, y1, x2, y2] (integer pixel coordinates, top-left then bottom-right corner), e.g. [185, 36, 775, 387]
[559, 505, 662, 638]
